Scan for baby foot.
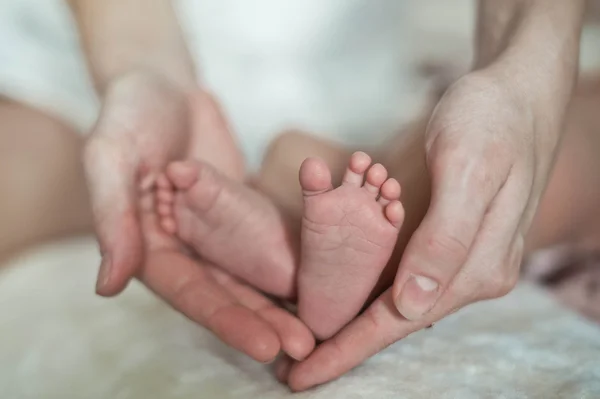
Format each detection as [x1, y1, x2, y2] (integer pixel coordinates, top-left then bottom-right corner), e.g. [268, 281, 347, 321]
[298, 152, 404, 340]
[138, 175, 314, 363]
[155, 160, 297, 298]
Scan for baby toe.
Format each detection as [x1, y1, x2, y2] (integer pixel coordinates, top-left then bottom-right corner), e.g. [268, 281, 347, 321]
[342, 151, 371, 187]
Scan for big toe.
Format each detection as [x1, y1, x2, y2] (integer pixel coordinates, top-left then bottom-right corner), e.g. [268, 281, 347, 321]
[299, 157, 333, 196]
[166, 161, 199, 190]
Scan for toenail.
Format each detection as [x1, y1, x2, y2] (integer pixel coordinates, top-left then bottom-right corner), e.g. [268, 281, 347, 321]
[394, 274, 439, 321]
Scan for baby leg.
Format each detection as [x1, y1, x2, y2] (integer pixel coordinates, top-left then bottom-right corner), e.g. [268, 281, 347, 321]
[0, 99, 92, 262]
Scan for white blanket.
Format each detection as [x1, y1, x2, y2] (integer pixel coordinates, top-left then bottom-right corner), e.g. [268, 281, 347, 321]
[1, 238, 599, 398]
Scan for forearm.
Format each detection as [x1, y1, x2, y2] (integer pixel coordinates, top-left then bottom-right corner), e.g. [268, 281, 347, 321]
[67, 0, 196, 95]
[474, 0, 585, 115]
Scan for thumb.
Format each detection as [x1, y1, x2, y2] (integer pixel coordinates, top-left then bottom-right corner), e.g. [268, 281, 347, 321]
[83, 74, 188, 296]
[84, 136, 144, 296]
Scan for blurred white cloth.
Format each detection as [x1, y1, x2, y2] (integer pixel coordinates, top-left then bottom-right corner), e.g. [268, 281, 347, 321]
[2, 0, 600, 169]
[0, 0, 476, 169]
[0, 0, 98, 132]
[1, 237, 599, 399]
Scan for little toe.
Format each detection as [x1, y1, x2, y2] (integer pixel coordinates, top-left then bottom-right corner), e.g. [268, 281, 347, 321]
[157, 202, 172, 217]
[363, 163, 388, 196]
[157, 188, 174, 204]
[139, 190, 155, 213]
[378, 178, 401, 206]
[160, 217, 177, 235]
[139, 173, 157, 193]
[166, 161, 199, 190]
[299, 157, 333, 196]
[156, 173, 172, 190]
[385, 200, 405, 229]
[342, 151, 371, 187]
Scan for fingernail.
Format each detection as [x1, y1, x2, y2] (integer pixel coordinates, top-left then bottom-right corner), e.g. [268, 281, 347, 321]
[395, 275, 439, 321]
[96, 256, 112, 293]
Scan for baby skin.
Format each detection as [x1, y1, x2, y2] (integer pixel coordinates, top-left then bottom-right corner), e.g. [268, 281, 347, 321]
[298, 152, 404, 340]
[155, 152, 403, 340]
[155, 160, 297, 299]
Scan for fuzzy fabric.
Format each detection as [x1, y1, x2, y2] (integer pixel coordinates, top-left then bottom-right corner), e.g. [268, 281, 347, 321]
[1, 238, 599, 399]
[2, 1, 600, 397]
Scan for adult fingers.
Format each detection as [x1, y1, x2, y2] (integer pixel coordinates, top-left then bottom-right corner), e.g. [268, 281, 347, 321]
[286, 240, 520, 391]
[288, 175, 529, 391]
[206, 265, 316, 361]
[453, 174, 528, 302]
[392, 146, 506, 320]
[86, 75, 190, 296]
[138, 251, 281, 363]
[84, 136, 143, 296]
[287, 288, 436, 391]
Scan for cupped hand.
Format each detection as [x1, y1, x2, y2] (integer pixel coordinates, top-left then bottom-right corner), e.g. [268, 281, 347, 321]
[84, 72, 314, 363]
[283, 70, 567, 390]
[136, 186, 314, 363]
[85, 72, 190, 295]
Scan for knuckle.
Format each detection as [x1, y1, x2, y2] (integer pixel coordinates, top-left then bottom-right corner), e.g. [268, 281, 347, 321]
[480, 267, 518, 299]
[469, 163, 495, 188]
[465, 155, 503, 194]
[362, 300, 387, 332]
[362, 300, 397, 349]
[493, 276, 517, 298]
[430, 144, 470, 174]
[171, 276, 208, 323]
[503, 272, 520, 296]
[432, 151, 501, 197]
[425, 232, 470, 265]
[327, 334, 346, 362]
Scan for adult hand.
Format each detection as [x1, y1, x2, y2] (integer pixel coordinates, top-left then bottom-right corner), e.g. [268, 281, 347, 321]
[85, 73, 188, 295]
[282, 68, 573, 390]
[280, 0, 585, 389]
[85, 72, 314, 362]
[392, 71, 543, 320]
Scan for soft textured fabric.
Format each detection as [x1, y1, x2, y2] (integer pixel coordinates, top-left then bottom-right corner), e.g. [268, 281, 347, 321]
[1, 237, 599, 399]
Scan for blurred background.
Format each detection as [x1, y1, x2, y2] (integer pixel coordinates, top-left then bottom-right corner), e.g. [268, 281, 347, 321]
[1, 1, 600, 398]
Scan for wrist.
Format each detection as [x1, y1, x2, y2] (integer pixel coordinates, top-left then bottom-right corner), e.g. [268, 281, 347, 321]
[70, 0, 197, 97]
[474, 0, 585, 132]
[102, 69, 197, 104]
[474, 0, 585, 70]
